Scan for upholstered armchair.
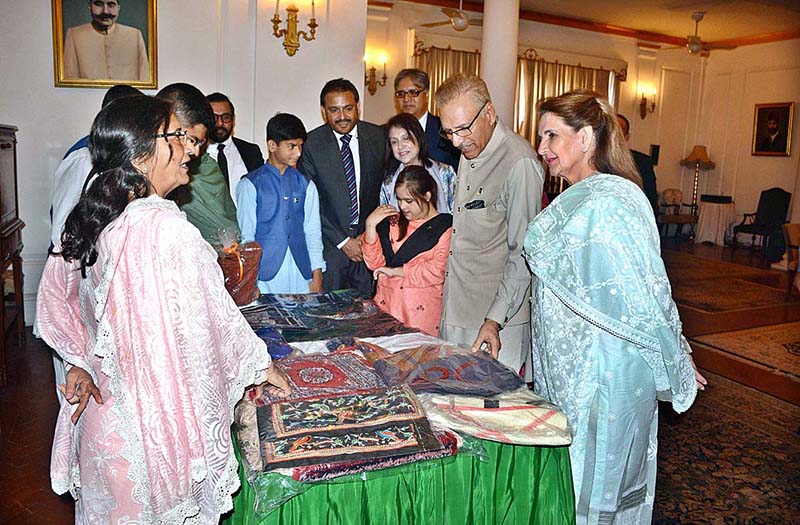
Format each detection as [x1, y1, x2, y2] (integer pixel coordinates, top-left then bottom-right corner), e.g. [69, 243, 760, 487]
[657, 188, 697, 239]
[732, 187, 791, 250]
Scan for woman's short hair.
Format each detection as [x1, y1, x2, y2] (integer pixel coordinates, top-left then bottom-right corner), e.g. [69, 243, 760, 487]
[384, 113, 432, 174]
[394, 165, 438, 241]
[434, 73, 491, 112]
[537, 89, 641, 187]
[61, 95, 173, 276]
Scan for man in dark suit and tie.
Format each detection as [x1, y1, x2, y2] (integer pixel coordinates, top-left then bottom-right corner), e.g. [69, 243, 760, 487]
[299, 79, 386, 296]
[206, 92, 265, 204]
[394, 68, 460, 171]
[617, 114, 658, 214]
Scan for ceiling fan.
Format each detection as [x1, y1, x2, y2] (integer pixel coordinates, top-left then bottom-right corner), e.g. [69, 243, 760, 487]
[679, 12, 737, 55]
[420, 0, 481, 32]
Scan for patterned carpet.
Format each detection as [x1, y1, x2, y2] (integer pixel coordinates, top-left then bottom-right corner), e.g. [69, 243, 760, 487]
[693, 322, 800, 378]
[662, 252, 767, 282]
[654, 372, 800, 524]
[670, 278, 787, 313]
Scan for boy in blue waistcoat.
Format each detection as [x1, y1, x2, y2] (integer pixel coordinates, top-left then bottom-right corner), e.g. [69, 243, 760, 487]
[236, 113, 325, 293]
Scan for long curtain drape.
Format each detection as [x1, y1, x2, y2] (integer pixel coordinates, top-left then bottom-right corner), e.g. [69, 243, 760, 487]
[414, 46, 481, 115]
[414, 44, 622, 197]
[414, 45, 620, 140]
[515, 57, 619, 144]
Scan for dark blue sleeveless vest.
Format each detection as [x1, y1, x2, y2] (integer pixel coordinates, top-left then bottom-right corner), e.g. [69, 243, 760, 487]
[245, 164, 312, 282]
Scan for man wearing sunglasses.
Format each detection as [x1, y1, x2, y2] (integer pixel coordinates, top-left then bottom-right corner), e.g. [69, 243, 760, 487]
[436, 74, 543, 380]
[393, 68, 460, 171]
[157, 83, 240, 245]
[206, 92, 265, 204]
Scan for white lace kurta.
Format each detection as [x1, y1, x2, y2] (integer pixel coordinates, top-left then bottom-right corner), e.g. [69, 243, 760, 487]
[524, 174, 697, 525]
[36, 196, 271, 524]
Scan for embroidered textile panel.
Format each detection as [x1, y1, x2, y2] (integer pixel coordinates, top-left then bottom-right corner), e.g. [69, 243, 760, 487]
[257, 384, 443, 469]
[374, 344, 525, 396]
[292, 430, 459, 482]
[257, 352, 387, 404]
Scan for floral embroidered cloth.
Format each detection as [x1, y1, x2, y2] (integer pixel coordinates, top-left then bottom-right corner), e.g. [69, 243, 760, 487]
[372, 344, 525, 396]
[258, 352, 386, 404]
[291, 429, 459, 482]
[257, 384, 443, 469]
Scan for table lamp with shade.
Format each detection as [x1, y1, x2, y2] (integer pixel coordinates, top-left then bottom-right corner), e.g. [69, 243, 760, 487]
[680, 145, 715, 240]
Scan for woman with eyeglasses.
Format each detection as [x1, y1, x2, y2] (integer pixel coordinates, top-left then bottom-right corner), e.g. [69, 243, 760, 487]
[363, 166, 452, 336]
[35, 95, 291, 524]
[381, 113, 456, 213]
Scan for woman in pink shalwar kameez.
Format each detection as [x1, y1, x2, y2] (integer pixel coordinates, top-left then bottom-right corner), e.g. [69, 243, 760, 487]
[35, 96, 290, 524]
[362, 166, 452, 336]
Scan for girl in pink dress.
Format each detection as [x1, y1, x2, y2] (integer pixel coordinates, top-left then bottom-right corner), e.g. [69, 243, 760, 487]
[362, 166, 453, 336]
[36, 95, 291, 524]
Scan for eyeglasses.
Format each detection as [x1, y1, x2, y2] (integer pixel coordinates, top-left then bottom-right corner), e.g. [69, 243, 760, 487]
[155, 129, 206, 149]
[439, 101, 489, 140]
[214, 113, 234, 123]
[394, 89, 425, 99]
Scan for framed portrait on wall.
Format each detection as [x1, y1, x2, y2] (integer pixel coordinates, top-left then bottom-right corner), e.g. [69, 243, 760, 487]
[751, 102, 793, 157]
[51, 0, 157, 89]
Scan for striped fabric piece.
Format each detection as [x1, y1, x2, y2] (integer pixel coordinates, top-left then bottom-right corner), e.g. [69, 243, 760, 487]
[340, 134, 359, 225]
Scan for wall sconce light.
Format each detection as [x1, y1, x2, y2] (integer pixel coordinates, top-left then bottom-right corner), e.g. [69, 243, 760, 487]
[364, 53, 388, 96]
[272, 1, 318, 57]
[639, 86, 656, 119]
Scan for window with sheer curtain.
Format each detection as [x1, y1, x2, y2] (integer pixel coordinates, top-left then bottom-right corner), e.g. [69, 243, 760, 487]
[413, 45, 481, 116]
[414, 44, 621, 143]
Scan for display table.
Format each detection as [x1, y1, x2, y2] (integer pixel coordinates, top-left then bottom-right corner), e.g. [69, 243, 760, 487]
[696, 201, 736, 245]
[223, 438, 575, 525]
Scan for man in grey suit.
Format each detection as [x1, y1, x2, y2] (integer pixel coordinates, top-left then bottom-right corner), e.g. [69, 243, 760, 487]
[436, 74, 544, 377]
[299, 79, 386, 296]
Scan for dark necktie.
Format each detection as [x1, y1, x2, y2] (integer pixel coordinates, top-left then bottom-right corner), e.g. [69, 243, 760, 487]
[340, 134, 359, 225]
[217, 143, 229, 188]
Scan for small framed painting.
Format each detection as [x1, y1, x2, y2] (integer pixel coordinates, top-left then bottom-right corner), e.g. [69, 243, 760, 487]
[51, 0, 157, 89]
[752, 102, 793, 157]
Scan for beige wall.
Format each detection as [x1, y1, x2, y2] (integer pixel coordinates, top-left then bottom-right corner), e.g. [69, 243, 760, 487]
[0, 0, 367, 321]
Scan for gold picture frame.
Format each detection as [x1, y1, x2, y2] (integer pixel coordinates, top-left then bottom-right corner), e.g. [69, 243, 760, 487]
[752, 102, 793, 157]
[52, 0, 157, 89]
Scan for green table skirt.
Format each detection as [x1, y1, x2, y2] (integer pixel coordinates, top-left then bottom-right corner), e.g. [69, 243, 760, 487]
[223, 439, 575, 525]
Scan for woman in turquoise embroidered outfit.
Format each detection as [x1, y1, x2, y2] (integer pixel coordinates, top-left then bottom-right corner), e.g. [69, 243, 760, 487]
[524, 90, 706, 524]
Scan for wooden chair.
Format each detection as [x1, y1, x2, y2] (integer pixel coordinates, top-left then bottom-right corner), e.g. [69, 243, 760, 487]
[782, 224, 800, 301]
[657, 188, 697, 239]
[733, 187, 791, 250]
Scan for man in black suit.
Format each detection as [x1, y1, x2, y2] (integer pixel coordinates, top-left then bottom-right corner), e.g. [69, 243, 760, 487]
[299, 79, 386, 296]
[394, 68, 460, 171]
[617, 114, 658, 214]
[206, 92, 265, 203]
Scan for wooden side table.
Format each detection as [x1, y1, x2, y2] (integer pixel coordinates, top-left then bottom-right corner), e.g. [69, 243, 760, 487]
[0, 125, 26, 389]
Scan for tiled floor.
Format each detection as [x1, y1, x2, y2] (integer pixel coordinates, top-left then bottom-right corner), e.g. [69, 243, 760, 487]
[0, 240, 796, 524]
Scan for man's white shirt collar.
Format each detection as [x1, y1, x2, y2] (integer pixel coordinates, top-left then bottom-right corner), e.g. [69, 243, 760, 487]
[418, 112, 429, 130]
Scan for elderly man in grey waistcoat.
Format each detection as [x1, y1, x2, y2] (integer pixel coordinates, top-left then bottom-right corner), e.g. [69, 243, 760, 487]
[436, 74, 544, 376]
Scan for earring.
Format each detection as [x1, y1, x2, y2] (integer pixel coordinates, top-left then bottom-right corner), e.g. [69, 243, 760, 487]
[581, 144, 589, 153]
[141, 166, 149, 174]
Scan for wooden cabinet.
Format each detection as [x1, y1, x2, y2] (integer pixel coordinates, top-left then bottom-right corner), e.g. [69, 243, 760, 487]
[0, 125, 25, 389]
